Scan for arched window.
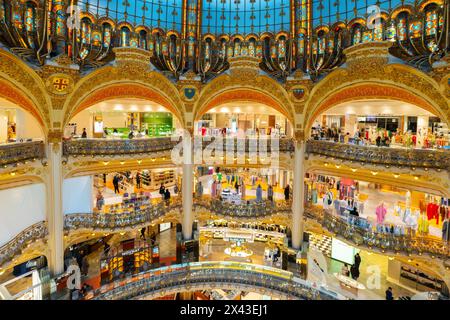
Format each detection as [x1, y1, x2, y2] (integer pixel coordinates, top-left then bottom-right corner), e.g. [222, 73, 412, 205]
[396, 13, 407, 41]
[80, 18, 92, 45]
[409, 20, 422, 38]
[352, 25, 362, 45]
[102, 23, 112, 48]
[425, 9, 438, 36]
[121, 27, 131, 47]
[297, 33, 305, 55]
[373, 18, 384, 41]
[233, 39, 241, 57]
[278, 36, 286, 58]
[248, 39, 256, 57]
[24, 3, 35, 33]
[139, 30, 148, 49]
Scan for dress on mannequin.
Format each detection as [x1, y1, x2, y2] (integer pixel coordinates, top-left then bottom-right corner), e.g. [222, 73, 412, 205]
[376, 203, 387, 224]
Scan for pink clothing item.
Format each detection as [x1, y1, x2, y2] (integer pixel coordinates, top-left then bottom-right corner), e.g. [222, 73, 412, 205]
[376, 205, 387, 224]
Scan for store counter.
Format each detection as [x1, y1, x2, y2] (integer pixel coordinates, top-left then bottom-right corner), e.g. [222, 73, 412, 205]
[333, 273, 366, 296]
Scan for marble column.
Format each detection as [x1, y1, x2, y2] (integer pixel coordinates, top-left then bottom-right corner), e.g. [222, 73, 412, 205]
[182, 132, 194, 240]
[47, 142, 64, 276]
[292, 140, 305, 250]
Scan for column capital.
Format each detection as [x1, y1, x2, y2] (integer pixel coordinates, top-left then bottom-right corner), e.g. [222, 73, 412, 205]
[48, 130, 63, 144]
[294, 130, 306, 142]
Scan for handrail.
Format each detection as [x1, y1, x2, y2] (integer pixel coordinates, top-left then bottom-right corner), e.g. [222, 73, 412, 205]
[306, 140, 450, 170]
[85, 261, 344, 300]
[0, 141, 45, 166]
[0, 221, 48, 267]
[304, 205, 450, 260]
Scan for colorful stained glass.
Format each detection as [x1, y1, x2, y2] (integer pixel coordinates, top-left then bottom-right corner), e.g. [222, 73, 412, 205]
[397, 18, 406, 41]
[241, 43, 248, 56]
[425, 11, 437, 36]
[55, 10, 66, 37]
[103, 25, 111, 48]
[248, 42, 255, 57]
[409, 21, 422, 38]
[139, 32, 147, 49]
[25, 7, 34, 33]
[256, 44, 263, 59]
[373, 24, 383, 41]
[328, 39, 334, 53]
[227, 46, 234, 58]
[121, 28, 130, 47]
[205, 42, 210, 60]
[92, 32, 101, 46]
[352, 28, 361, 45]
[13, 12, 22, 29]
[297, 33, 305, 55]
[81, 20, 91, 44]
[318, 37, 325, 54]
[130, 39, 138, 48]
[234, 41, 241, 56]
[386, 24, 396, 41]
[362, 31, 372, 43]
[271, 44, 277, 58]
[278, 40, 286, 58]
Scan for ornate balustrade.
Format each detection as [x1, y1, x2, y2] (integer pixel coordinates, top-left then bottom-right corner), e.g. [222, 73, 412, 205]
[0, 222, 48, 267]
[194, 198, 292, 219]
[86, 261, 342, 300]
[199, 137, 295, 153]
[304, 206, 450, 260]
[64, 199, 183, 231]
[0, 141, 45, 167]
[62, 138, 179, 157]
[306, 140, 450, 170]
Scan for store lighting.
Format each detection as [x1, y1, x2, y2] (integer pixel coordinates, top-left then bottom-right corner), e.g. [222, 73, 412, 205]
[0, 269, 4, 276]
[324, 163, 328, 167]
[414, 176, 419, 180]
[371, 171, 378, 176]
[137, 160, 142, 164]
[393, 174, 400, 178]
[151, 158, 156, 162]
[335, 165, 341, 169]
[10, 172, 15, 176]
[388, 257, 394, 260]
[103, 161, 109, 166]
[408, 259, 412, 263]
[120, 232, 125, 236]
[162, 157, 166, 161]
[91, 233, 95, 236]
[351, 168, 357, 172]
[120, 161, 125, 165]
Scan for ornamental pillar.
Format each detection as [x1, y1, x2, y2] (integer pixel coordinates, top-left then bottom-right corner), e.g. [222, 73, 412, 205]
[46, 132, 64, 276]
[182, 129, 194, 240]
[291, 131, 306, 250]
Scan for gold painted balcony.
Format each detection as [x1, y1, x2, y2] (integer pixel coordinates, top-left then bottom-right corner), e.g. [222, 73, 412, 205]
[306, 140, 450, 171]
[0, 141, 45, 167]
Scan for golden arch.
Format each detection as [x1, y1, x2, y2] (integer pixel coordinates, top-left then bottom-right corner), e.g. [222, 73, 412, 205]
[0, 50, 50, 133]
[304, 64, 450, 136]
[194, 74, 295, 126]
[63, 66, 185, 127]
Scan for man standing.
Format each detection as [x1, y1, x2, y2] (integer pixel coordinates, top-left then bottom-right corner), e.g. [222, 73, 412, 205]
[113, 175, 120, 194]
[284, 184, 290, 201]
[136, 172, 141, 189]
[386, 287, 394, 300]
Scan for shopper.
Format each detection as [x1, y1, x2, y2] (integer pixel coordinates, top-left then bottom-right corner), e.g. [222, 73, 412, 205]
[174, 183, 179, 195]
[284, 184, 290, 201]
[159, 184, 165, 197]
[81, 256, 89, 276]
[350, 264, 360, 280]
[164, 189, 171, 202]
[341, 263, 350, 277]
[128, 131, 134, 139]
[234, 180, 239, 194]
[385, 287, 394, 300]
[376, 135, 381, 147]
[81, 128, 87, 138]
[256, 184, 263, 202]
[140, 227, 146, 240]
[96, 189, 104, 211]
[196, 181, 203, 198]
[136, 172, 141, 189]
[354, 252, 361, 270]
[268, 185, 274, 202]
[113, 175, 120, 194]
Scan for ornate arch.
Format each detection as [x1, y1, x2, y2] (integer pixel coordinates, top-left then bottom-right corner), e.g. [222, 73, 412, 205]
[194, 74, 295, 125]
[304, 52, 449, 135]
[62, 66, 185, 127]
[0, 50, 50, 132]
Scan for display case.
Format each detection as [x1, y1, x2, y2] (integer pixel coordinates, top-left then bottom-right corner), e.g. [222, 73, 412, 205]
[400, 265, 444, 292]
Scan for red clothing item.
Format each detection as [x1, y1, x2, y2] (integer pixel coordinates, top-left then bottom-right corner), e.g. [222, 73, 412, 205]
[427, 203, 439, 224]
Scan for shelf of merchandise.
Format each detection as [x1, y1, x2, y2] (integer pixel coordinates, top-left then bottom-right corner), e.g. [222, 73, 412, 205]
[399, 265, 443, 292]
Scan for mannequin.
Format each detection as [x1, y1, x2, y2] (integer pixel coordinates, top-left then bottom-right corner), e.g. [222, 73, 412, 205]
[443, 218, 450, 242]
[376, 202, 387, 224]
[405, 190, 411, 209]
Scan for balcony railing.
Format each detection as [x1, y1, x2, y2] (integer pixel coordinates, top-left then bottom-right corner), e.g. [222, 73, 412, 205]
[64, 198, 292, 232]
[0, 221, 48, 267]
[62, 138, 179, 157]
[0, 141, 45, 167]
[306, 140, 450, 170]
[304, 206, 450, 260]
[85, 261, 343, 300]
